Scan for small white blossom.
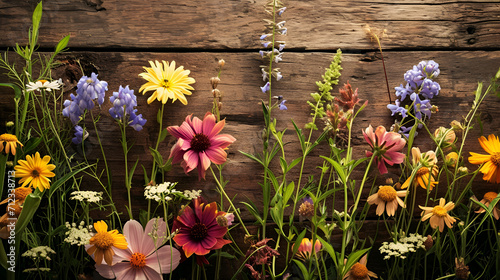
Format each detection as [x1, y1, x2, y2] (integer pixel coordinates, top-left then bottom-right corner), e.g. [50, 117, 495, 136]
[184, 190, 202, 200]
[64, 221, 93, 246]
[70, 191, 103, 203]
[379, 233, 427, 260]
[22, 246, 56, 261]
[26, 79, 62, 92]
[144, 182, 181, 202]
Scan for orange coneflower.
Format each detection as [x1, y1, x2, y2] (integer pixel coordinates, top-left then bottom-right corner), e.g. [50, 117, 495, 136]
[343, 254, 378, 280]
[0, 133, 23, 155]
[401, 147, 439, 190]
[85, 221, 128, 266]
[468, 134, 500, 183]
[474, 192, 500, 220]
[367, 185, 406, 216]
[419, 198, 456, 232]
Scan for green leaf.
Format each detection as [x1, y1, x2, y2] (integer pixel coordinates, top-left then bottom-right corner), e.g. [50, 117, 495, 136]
[291, 229, 307, 257]
[241, 201, 263, 225]
[142, 164, 150, 185]
[292, 120, 306, 152]
[159, 128, 169, 142]
[128, 158, 140, 186]
[149, 147, 164, 166]
[31, 2, 43, 39]
[0, 83, 22, 100]
[283, 181, 295, 205]
[54, 34, 70, 54]
[320, 156, 346, 184]
[316, 236, 337, 266]
[239, 150, 263, 165]
[156, 109, 162, 124]
[292, 259, 310, 280]
[16, 193, 42, 234]
[344, 248, 371, 275]
[49, 164, 92, 198]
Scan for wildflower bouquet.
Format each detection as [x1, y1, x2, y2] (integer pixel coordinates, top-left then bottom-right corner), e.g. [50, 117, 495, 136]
[0, 1, 500, 280]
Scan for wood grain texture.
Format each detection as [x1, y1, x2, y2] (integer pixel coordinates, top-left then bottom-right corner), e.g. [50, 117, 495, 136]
[1, 51, 499, 220]
[0, 0, 499, 50]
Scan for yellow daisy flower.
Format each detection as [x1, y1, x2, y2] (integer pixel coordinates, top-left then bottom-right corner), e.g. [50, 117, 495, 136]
[14, 152, 56, 192]
[401, 147, 439, 190]
[468, 134, 500, 183]
[139, 60, 196, 105]
[367, 185, 406, 216]
[86, 221, 128, 266]
[419, 198, 456, 232]
[0, 133, 23, 155]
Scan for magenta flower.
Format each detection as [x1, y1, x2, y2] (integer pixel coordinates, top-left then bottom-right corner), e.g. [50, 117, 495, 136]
[167, 112, 236, 180]
[95, 218, 181, 280]
[363, 125, 406, 174]
[172, 198, 232, 265]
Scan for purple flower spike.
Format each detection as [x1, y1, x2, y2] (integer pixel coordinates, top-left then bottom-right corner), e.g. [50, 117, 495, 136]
[419, 78, 440, 99]
[72, 125, 88, 144]
[260, 82, 270, 93]
[387, 99, 407, 118]
[279, 100, 287, 110]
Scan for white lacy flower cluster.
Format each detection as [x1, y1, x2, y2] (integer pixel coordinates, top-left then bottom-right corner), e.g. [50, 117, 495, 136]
[22, 246, 56, 261]
[64, 221, 93, 246]
[379, 233, 427, 260]
[70, 191, 103, 203]
[144, 182, 181, 202]
[183, 190, 202, 200]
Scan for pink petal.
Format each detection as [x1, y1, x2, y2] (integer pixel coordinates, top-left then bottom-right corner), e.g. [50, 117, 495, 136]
[144, 218, 166, 251]
[191, 116, 203, 134]
[169, 140, 185, 163]
[374, 126, 387, 146]
[202, 113, 216, 135]
[200, 203, 218, 225]
[199, 152, 211, 172]
[201, 235, 218, 250]
[377, 159, 388, 174]
[183, 150, 200, 171]
[197, 165, 206, 180]
[385, 151, 406, 165]
[205, 148, 228, 165]
[114, 248, 133, 263]
[363, 126, 375, 148]
[147, 246, 181, 274]
[111, 262, 135, 280]
[182, 239, 210, 257]
[208, 119, 226, 138]
[206, 224, 227, 239]
[167, 122, 195, 141]
[95, 263, 115, 279]
[123, 220, 144, 254]
[176, 206, 196, 228]
[173, 231, 193, 247]
[210, 134, 236, 149]
[142, 266, 163, 280]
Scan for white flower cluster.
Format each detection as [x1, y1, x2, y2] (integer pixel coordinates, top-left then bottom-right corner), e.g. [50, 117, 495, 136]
[144, 182, 181, 202]
[379, 233, 427, 260]
[64, 221, 93, 246]
[184, 190, 202, 200]
[70, 191, 103, 203]
[22, 246, 56, 261]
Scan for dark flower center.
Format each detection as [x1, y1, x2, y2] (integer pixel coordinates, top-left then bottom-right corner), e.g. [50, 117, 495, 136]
[31, 169, 40, 178]
[162, 79, 171, 89]
[190, 222, 208, 241]
[191, 133, 211, 152]
[491, 152, 500, 166]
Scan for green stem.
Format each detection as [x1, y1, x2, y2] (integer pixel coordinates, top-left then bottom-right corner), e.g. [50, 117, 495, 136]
[120, 122, 133, 220]
[151, 103, 165, 183]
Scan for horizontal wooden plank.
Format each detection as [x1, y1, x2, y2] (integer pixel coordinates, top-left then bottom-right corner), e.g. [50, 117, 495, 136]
[1, 51, 499, 220]
[0, 0, 499, 50]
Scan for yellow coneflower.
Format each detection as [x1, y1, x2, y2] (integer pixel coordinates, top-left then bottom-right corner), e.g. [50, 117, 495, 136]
[419, 198, 456, 232]
[0, 133, 23, 155]
[367, 185, 406, 216]
[139, 60, 196, 105]
[402, 147, 439, 190]
[468, 134, 500, 183]
[14, 152, 56, 192]
[86, 221, 128, 266]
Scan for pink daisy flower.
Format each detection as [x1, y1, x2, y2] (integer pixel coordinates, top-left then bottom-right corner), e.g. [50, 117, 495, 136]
[363, 125, 406, 174]
[95, 218, 181, 280]
[172, 197, 232, 265]
[167, 112, 236, 180]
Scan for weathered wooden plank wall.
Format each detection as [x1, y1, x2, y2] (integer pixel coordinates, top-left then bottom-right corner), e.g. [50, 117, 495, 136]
[0, 0, 500, 271]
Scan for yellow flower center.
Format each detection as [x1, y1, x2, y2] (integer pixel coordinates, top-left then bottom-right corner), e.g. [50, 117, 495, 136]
[416, 167, 429, 176]
[432, 205, 448, 217]
[86, 78, 93, 84]
[130, 253, 147, 269]
[91, 232, 114, 250]
[0, 133, 18, 142]
[491, 152, 500, 166]
[350, 262, 369, 279]
[161, 79, 171, 89]
[38, 79, 48, 84]
[484, 192, 498, 203]
[377, 186, 397, 202]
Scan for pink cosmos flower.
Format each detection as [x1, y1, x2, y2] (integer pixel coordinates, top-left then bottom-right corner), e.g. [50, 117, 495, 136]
[363, 125, 406, 174]
[95, 218, 181, 280]
[167, 112, 236, 180]
[172, 197, 232, 265]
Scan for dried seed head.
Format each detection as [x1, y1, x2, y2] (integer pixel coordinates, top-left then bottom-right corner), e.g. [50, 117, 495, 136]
[424, 235, 434, 251]
[210, 77, 220, 89]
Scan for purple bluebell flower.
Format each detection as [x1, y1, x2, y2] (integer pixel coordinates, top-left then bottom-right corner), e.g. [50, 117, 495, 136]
[410, 93, 432, 120]
[72, 125, 88, 144]
[404, 67, 424, 88]
[76, 73, 108, 107]
[62, 94, 83, 125]
[260, 34, 271, 40]
[399, 125, 417, 138]
[395, 83, 413, 101]
[277, 7, 286, 16]
[260, 82, 270, 93]
[279, 100, 287, 110]
[387, 99, 407, 118]
[417, 60, 440, 78]
[109, 85, 147, 131]
[279, 44, 285, 51]
[259, 50, 265, 58]
[261, 41, 271, 48]
[419, 78, 440, 99]
[276, 71, 283, 81]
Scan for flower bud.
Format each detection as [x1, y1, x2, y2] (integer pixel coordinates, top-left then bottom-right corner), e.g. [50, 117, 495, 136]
[210, 77, 220, 89]
[450, 120, 464, 132]
[446, 152, 458, 168]
[218, 59, 225, 67]
[212, 89, 220, 98]
[458, 166, 469, 174]
[455, 258, 470, 280]
[6, 161, 13, 167]
[424, 235, 434, 251]
[6, 121, 14, 127]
